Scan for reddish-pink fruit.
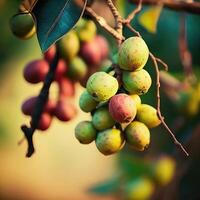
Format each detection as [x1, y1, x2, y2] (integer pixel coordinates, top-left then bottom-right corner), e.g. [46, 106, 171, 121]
[33, 112, 52, 131]
[44, 45, 56, 63]
[109, 94, 137, 123]
[58, 77, 75, 97]
[95, 35, 109, 60]
[23, 60, 49, 83]
[54, 100, 77, 121]
[55, 59, 67, 81]
[80, 38, 101, 66]
[44, 99, 56, 115]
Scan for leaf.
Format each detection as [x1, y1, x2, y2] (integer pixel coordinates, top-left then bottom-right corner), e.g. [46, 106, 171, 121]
[32, 0, 87, 52]
[138, 5, 163, 34]
[116, 0, 126, 18]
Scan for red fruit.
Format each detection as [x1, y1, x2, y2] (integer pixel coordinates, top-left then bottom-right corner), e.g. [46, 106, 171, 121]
[44, 99, 56, 115]
[109, 94, 137, 123]
[23, 60, 49, 83]
[44, 45, 56, 63]
[54, 100, 77, 121]
[55, 59, 67, 81]
[95, 35, 109, 60]
[58, 77, 75, 97]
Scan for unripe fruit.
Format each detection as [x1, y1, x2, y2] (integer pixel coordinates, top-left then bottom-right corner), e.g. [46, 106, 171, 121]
[95, 128, 124, 155]
[55, 59, 67, 81]
[79, 90, 98, 112]
[75, 121, 97, 144]
[86, 72, 119, 102]
[10, 13, 36, 39]
[130, 94, 141, 109]
[125, 121, 150, 151]
[95, 35, 109, 60]
[100, 59, 112, 72]
[122, 69, 152, 95]
[92, 107, 115, 130]
[33, 112, 52, 131]
[54, 100, 77, 121]
[136, 104, 161, 128]
[58, 30, 80, 61]
[118, 37, 149, 71]
[44, 45, 56, 63]
[68, 57, 87, 80]
[109, 94, 137, 123]
[58, 78, 75, 97]
[23, 60, 49, 84]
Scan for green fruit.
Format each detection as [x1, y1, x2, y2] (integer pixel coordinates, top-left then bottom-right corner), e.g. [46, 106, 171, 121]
[125, 121, 150, 151]
[92, 107, 115, 130]
[130, 94, 141, 109]
[10, 13, 36, 39]
[99, 59, 112, 72]
[58, 30, 80, 61]
[122, 69, 152, 95]
[95, 128, 124, 155]
[118, 37, 149, 71]
[68, 57, 87, 80]
[137, 104, 161, 128]
[79, 90, 98, 112]
[124, 177, 154, 200]
[86, 72, 119, 102]
[75, 121, 97, 144]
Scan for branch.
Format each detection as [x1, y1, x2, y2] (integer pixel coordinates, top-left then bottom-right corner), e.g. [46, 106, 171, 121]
[129, 0, 200, 15]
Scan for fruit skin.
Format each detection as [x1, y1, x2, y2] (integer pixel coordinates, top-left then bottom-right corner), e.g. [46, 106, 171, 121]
[136, 104, 161, 128]
[125, 121, 150, 151]
[109, 94, 137, 123]
[55, 59, 67, 81]
[118, 37, 149, 71]
[23, 60, 49, 84]
[95, 128, 124, 155]
[10, 13, 36, 39]
[95, 35, 109, 60]
[44, 45, 56, 63]
[92, 107, 115, 130]
[86, 72, 119, 102]
[58, 77, 75, 97]
[122, 69, 152, 95]
[75, 121, 97, 144]
[58, 30, 80, 61]
[79, 90, 98, 113]
[130, 94, 141, 109]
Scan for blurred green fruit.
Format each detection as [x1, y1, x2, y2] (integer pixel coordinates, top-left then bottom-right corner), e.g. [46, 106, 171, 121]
[122, 69, 152, 95]
[86, 72, 119, 102]
[99, 59, 112, 72]
[130, 94, 141, 109]
[118, 37, 149, 71]
[95, 128, 124, 155]
[75, 121, 97, 144]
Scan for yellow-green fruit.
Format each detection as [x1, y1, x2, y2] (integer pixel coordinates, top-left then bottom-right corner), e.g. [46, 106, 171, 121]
[75, 121, 97, 144]
[95, 129, 124, 155]
[118, 37, 149, 71]
[125, 121, 150, 151]
[122, 69, 152, 95]
[10, 13, 36, 39]
[153, 156, 176, 186]
[86, 72, 119, 102]
[124, 177, 154, 200]
[58, 30, 80, 61]
[79, 90, 98, 113]
[137, 104, 161, 128]
[130, 94, 141, 109]
[92, 107, 115, 130]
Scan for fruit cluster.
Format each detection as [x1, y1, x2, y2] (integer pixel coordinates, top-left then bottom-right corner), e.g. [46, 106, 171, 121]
[75, 37, 161, 155]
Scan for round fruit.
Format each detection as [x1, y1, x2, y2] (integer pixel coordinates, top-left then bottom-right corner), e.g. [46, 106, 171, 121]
[125, 121, 150, 151]
[99, 59, 112, 72]
[130, 94, 141, 109]
[136, 104, 161, 128]
[10, 13, 36, 39]
[118, 37, 149, 71]
[92, 107, 115, 130]
[23, 59, 49, 84]
[75, 121, 97, 144]
[122, 69, 152, 95]
[95, 128, 124, 155]
[55, 59, 67, 81]
[79, 90, 98, 112]
[95, 35, 109, 60]
[58, 77, 75, 97]
[109, 94, 137, 123]
[44, 45, 56, 63]
[86, 72, 119, 102]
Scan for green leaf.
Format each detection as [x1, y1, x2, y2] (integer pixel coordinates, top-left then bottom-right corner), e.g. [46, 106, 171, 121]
[32, 0, 87, 52]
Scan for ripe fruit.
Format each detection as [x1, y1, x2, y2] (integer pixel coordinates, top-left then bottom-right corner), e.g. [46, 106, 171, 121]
[95, 35, 109, 60]
[136, 104, 161, 128]
[10, 13, 36, 39]
[95, 128, 124, 155]
[118, 37, 149, 71]
[125, 121, 150, 151]
[33, 112, 52, 131]
[55, 59, 67, 81]
[130, 94, 141, 109]
[122, 69, 152, 95]
[79, 90, 98, 112]
[92, 107, 115, 130]
[58, 78, 75, 97]
[109, 94, 137, 123]
[44, 45, 56, 63]
[75, 121, 97, 144]
[86, 72, 119, 102]
[23, 60, 49, 84]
